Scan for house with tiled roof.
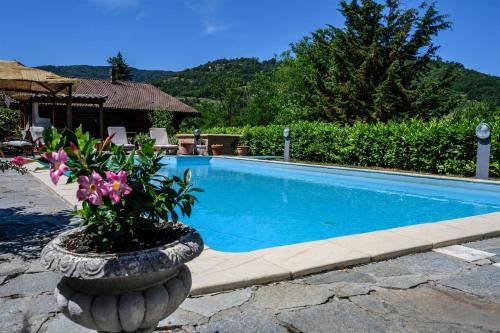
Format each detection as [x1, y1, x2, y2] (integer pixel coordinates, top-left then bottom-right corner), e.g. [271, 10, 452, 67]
[9, 75, 199, 138]
[66, 78, 199, 136]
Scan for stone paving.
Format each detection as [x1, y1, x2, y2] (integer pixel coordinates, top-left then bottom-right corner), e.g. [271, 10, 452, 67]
[1, 170, 500, 333]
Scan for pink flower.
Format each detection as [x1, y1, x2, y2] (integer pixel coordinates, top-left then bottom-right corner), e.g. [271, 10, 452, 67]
[70, 142, 79, 154]
[41, 148, 68, 185]
[105, 170, 132, 204]
[11, 156, 27, 166]
[77, 171, 109, 205]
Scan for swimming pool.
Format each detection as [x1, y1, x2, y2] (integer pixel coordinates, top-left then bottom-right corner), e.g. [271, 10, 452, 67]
[158, 157, 500, 252]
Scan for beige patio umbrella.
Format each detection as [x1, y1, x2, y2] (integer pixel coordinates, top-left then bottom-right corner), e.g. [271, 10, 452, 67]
[0, 60, 78, 94]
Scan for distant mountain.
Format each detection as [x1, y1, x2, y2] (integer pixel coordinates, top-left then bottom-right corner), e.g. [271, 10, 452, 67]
[36, 65, 173, 83]
[37, 58, 500, 106]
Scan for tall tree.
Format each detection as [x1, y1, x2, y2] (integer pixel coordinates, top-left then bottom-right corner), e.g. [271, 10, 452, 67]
[107, 51, 133, 81]
[291, 0, 457, 123]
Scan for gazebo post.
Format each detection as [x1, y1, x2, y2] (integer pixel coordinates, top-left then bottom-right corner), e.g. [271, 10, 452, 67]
[23, 102, 30, 127]
[99, 102, 104, 139]
[66, 84, 72, 130]
[51, 93, 56, 126]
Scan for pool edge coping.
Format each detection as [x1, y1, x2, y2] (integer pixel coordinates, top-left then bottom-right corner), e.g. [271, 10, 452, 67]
[26, 161, 500, 296]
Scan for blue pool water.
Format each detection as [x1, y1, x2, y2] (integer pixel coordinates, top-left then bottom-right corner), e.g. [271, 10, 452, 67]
[159, 157, 500, 252]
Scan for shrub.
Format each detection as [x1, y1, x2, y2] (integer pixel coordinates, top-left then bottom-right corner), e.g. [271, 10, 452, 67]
[133, 132, 155, 148]
[148, 106, 176, 135]
[0, 107, 20, 139]
[204, 115, 500, 177]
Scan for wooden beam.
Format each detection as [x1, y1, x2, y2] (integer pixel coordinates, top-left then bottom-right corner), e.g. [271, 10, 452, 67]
[66, 84, 72, 130]
[99, 102, 104, 139]
[51, 94, 56, 126]
[36, 82, 56, 94]
[53, 83, 72, 94]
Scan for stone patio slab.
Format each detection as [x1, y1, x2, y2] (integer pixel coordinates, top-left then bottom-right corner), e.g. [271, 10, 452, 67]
[391, 222, 485, 248]
[255, 240, 370, 278]
[189, 252, 291, 295]
[328, 230, 433, 260]
[433, 245, 496, 262]
[479, 211, 500, 222]
[179, 288, 253, 317]
[441, 215, 500, 238]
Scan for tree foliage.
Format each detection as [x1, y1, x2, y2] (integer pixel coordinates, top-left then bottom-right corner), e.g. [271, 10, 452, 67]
[203, 104, 500, 177]
[0, 106, 20, 139]
[289, 0, 456, 123]
[107, 51, 133, 81]
[153, 58, 277, 98]
[148, 106, 176, 136]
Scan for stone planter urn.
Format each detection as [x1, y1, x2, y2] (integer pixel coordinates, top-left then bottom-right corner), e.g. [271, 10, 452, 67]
[236, 145, 250, 156]
[211, 144, 223, 156]
[40, 223, 203, 333]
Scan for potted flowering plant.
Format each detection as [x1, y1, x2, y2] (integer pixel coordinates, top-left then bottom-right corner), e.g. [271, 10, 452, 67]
[36, 127, 204, 333]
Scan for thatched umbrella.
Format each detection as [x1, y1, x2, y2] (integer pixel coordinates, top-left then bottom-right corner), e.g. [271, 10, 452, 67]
[0, 60, 79, 129]
[0, 60, 78, 94]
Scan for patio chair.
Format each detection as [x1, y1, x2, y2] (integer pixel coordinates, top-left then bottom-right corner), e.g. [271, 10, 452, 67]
[20, 122, 29, 139]
[149, 128, 178, 154]
[107, 127, 135, 151]
[0, 137, 33, 157]
[29, 126, 45, 147]
[0, 126, 44, 157]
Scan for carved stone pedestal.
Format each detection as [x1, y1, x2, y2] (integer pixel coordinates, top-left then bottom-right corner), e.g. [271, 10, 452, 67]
[41, 224, 203, 333]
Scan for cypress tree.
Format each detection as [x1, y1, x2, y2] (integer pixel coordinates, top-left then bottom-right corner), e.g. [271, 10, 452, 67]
[292, 0, 456, 123]
[107, 51, 133, 81]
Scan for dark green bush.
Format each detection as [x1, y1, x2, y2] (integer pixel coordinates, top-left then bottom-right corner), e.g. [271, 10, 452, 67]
[204, 115, 500, 177]
[0, 107, 20, 140]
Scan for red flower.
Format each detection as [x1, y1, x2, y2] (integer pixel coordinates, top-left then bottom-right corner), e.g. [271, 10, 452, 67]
[11, 156, 27, 166]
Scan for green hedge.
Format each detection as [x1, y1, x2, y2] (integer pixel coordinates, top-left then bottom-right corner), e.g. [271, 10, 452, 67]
[203, 118, 500, 177]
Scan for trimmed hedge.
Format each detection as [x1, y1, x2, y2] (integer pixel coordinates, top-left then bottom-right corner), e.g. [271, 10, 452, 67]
[203, 118, 500, 177]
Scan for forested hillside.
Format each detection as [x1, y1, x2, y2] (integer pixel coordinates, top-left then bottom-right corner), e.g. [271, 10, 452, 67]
[151, 58, 278, 98]
[38, 59, 500, 107]
[37, 65, 172, 83]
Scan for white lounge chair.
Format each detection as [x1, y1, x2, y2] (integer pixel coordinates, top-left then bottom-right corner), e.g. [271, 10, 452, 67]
[107, 127, 135, 151]
[32, 102, 52, 128]
[29, 126, 45, 147]
[149, 128, 178, 154]
[20, 122, 29, 139]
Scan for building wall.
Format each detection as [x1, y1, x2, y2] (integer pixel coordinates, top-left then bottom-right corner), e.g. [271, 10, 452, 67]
[37, 105, 193, 138]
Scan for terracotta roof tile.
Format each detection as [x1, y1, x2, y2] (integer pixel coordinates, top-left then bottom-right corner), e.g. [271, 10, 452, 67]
[75, 78, 199, 114]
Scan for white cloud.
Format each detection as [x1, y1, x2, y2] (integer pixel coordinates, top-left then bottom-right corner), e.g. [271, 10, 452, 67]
[201, 21, 229, 35]
[185, 0, 229, 35]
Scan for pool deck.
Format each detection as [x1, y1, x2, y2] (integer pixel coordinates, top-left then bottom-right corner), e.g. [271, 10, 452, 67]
[26, 159, 500, 296]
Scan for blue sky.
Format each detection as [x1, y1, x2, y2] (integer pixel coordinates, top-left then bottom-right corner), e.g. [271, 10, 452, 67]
[2, 0, 500, 76]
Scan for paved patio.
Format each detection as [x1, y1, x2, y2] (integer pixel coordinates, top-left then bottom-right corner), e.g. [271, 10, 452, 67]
[1, 170, 500, 332]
